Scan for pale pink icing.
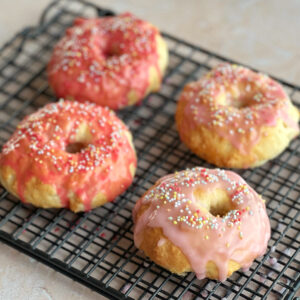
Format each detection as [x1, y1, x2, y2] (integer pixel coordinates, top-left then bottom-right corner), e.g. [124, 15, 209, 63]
[133, 167, 271, 281]
[180, 64, 299, 154]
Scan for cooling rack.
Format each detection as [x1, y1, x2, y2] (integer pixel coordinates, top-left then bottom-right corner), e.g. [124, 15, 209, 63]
[0, 0, 299, 299]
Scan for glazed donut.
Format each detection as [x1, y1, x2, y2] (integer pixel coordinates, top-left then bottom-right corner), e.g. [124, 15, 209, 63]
[133, 167, 270, 281]
[176, 63, 299, 168]
[48, 13, 168, 110]
[0, 100, 136, 212]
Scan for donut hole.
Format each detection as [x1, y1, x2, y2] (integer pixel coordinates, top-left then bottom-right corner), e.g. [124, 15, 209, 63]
[66, 123, 93, 154]
[229, 96, 252, 109]
[104, 44, 120, 58]
[226, 92, 254, 109]
[217, 92, 252, 109]
[209, 196, 233, 217]
[66, 142, 87, 154]
[104, 50, 118, 58]
[194, 188, 235, 217]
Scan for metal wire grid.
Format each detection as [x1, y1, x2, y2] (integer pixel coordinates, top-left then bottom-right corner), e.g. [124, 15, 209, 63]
[0, 0, 299, 299]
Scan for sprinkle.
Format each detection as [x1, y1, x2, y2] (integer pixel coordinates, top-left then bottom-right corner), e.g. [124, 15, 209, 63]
[276, 222, 284, 233]
[268, 257, 277, 265]
[29, 257, 36, 263]
[121, 283, 132, 294]
[283, 248, 291, 256]
[237, 128, 245, 134]
[200, 290, 208, 298]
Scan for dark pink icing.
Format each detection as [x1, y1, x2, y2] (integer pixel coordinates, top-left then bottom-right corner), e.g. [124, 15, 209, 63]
[47, 13, 161, 110]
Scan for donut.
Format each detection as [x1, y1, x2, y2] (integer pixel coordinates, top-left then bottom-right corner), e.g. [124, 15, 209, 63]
[47, 13, 168, 110]
[133, 167, 270, 281]
[0, 100, 137, 212]
[176, 63, 299, 168]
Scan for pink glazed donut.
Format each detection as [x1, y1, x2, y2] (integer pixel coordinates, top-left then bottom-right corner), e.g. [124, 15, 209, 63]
[47, 13, 168, 110]
[176, 63, 299, 168]
[0, 100, 137, 212]
[133, 167, 270, 281]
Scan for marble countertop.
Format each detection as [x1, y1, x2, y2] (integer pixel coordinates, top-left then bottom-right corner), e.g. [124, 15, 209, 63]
[1, 0, 299, 85]
[0, 0, 299, 299]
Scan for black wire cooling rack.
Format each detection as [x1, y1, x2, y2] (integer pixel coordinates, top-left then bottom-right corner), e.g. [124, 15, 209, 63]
[0, 1, 299, 299]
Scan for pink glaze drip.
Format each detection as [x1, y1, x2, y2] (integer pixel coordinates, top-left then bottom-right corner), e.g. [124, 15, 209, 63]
[180, 64, 299, 153]
[133, 167, 271, 281]
[0, 100, 137, 211]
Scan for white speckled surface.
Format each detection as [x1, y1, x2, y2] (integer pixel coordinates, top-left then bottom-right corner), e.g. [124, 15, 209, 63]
[0, 243, 101, 300]
[0, 0, 299, 299]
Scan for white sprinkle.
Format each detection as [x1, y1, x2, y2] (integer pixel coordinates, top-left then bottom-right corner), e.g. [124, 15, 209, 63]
[121, 283, 132, 294]
[283, 248, 291, 256]
[200, 290, 208, 298]
[157, 238, 166, 247]
[268, 257, 277, 265]
[276, 222, 284, 233]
